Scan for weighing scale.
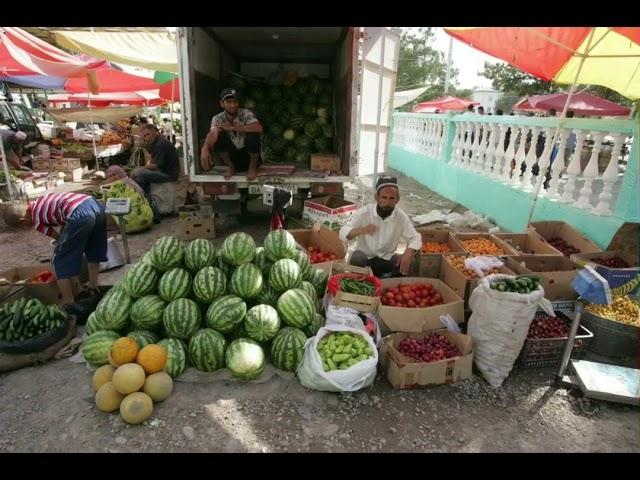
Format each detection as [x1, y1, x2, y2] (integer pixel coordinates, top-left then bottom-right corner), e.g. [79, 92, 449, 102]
[104, 198, 132, 264]
[555, 266, 639, 406]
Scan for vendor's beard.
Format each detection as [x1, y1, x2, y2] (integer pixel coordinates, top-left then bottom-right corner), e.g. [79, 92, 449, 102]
[377, 205, 394, 218]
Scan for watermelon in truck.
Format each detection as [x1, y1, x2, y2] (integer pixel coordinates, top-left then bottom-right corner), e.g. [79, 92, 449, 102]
[176, 27, 399, 214]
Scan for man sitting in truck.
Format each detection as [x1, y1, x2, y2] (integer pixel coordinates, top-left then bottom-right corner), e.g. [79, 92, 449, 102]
[340, 176, 422, 278]
[199, 88, 264, 181]
[132, 124, 179, 223]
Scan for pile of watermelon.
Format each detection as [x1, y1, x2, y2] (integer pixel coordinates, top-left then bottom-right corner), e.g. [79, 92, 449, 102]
[82, 231, 330, 381]
[225, 74, 335, 166]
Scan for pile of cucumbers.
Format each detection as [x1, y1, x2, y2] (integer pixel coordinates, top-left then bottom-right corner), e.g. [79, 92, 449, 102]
[0, 297, 67, 342]
[490, 275, 541, 294]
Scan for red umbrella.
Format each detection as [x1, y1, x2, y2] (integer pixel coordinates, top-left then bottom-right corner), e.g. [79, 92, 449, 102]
[64, 60, 159, 94]
[412, 96, 480, 113]
[513, 92, 630, 117]
[158, 77, 180, 101]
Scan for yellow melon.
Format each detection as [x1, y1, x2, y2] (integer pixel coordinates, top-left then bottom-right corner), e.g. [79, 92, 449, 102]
[120, 392, 153, 425]
[110, 337, 139, 366]
[143, 372, 174, 402]
[111, 363, 146, 395]
[95, 382, 125, 412]
[92, 365, 115, 392]
[136, 344, 168, 374]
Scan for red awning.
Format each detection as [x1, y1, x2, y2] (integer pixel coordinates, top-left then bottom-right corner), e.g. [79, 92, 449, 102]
[412, 96, 480, 113]
[48, 91, 165, 107]
[513, 92, 630, 116]
[64, 61, 159, 94]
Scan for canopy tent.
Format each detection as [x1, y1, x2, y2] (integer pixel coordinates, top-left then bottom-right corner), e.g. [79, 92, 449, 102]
[47, 91, 166, 107]
[64, 61, 159, 94]
[53, 30, 178, 73]
[444, 27, 640, 100]
[513, 92, 631, 116]
[412, 96, 480, 113]
[2, 74, 66, 89]
[46, 105, 144, 124]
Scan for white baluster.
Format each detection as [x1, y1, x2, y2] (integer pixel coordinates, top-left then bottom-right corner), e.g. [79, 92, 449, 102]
[483, 124, 497, 175]
[501, 125, 518, 181]
[418, 120, 426, 154]
[576, 131, 605, 209]
[561, 129, 587, 203]
[521, 126, 540, 190]
[492, 124, 507, 181]
[546, 129, 568, 199]
[511, 127, 529, 186]
[533, 127, 555, 195]
[470, 122, 482, 170]
[436, 120, 445, 159]
[426, 119, 435, 156]
[460, 122, 473, 167]
[592, 133, 624, 215]
[452, 122, 463, 165]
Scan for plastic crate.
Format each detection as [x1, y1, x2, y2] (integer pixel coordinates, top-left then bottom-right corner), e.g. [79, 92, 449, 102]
[518, 311, 594, 368]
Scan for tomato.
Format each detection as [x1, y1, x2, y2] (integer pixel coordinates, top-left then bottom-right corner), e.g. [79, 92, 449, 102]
[408, 291, 416, 300]
[408, 300, 416, 308]
[395, 294, 403, 302]
[433, 293, 442, 303]
[402, 293, 410, 301]
[329, 254, 336, 260]
[425, 283, 433, 291]
[419, 300, 428, 308]
[388, 300, 396, 307]
[420, 289, 429, 298]
[385, 291, 394, 299]
[390, 287, 400, 295]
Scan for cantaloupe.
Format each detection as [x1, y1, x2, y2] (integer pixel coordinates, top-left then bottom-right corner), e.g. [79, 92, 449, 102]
[95, 382, 124, 412]
[143, 372, 174, 402]
[136, 344, 168, 374]
[92, 365, 115, 392]
[112, 363, 146, 395]
[110, 337, 139, 366]
[120, 392, 153, 424]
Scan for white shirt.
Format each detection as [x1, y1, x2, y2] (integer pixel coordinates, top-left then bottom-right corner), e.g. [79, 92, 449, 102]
[339, 203, 422, 260]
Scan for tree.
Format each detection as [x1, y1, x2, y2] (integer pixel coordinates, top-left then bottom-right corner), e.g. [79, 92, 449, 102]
[481, 63, 553, 97]
[393, 28, 461, 112]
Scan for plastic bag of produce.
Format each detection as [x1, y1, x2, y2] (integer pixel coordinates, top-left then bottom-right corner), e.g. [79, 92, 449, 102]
[325, 304, 381, 346]
[464, 256, 504, 278]
[103, 181, 153, 233]
[467, 274, 554, 388]
[297, 324, 378, 392]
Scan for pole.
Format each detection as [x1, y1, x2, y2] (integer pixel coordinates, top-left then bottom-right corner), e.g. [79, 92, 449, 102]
[0, 134, 15, 200]
[372, 29, 387, 188]
[444, 36, 453, 94]
[87, 92, 100, 173]
[525, 29, 597, 226]
[118, 216, 131, 264]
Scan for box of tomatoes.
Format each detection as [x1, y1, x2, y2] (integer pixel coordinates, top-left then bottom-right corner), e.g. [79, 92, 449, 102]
[378, 278, 464, 333]
[288, 225, 346, 271]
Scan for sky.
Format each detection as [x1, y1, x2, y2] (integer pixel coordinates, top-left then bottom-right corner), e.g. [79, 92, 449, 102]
[412, 27, 505, 91]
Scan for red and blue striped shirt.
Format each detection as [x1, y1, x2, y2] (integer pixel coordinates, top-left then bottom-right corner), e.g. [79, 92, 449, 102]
[29, 192, 90, 238]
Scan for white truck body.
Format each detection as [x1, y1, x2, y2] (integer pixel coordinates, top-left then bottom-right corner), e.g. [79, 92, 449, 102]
[176, 27, 399, 196]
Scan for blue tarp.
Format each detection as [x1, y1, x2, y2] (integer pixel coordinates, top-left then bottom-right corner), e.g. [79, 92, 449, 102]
[3, 75, 66, 89]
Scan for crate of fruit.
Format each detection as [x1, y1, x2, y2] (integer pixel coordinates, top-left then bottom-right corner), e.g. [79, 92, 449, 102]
[517, 311, 593, 368]
[453, 233, 520, 256]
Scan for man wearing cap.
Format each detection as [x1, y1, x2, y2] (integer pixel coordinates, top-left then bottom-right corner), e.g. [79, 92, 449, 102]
[0, 129, 30, 170]
[339, 177, 422, 278]
[200, 88, 264, 181]
[15, 192, 108, 309]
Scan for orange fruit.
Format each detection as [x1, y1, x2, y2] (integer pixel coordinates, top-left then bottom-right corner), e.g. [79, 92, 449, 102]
[136, 344, 168, 374]
[110, 337, 139, 366]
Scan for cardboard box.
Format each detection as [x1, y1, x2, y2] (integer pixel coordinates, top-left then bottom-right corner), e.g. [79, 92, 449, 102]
[503, 256, 579, 300]
[415, 229, 466, 278]
[51, 158, 82, 172]
[453, 232, 520, 256]
[62, 167, 84, 182]
[439, 254, 515, 308]
[528, 221, 602, 256]
[310, 154, 341, 173]
[570, 251, 639, 295]
[180, 216, 215, 240]
[493, 232, 563, 256]
[378, 277, 464, 332]
[302, 196, 358, 230]
[288, 224, 347, 272]
[326, 262, 379, 313]
[177, 204, 213, 220]
[32, 158, 51, 171]
[0, 266, 62, 304]
[379, 330, 473, 389]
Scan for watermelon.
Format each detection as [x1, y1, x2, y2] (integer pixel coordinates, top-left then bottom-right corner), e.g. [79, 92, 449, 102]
[317, 106, 329, 120]
[295, 135, 311, 150]
[244, 304, 280, 342]
[215, 253, 235, 280]
[263, 229, 297, 262]
[140, 251, 154, 266]
[163, 298, 201, 341]
[271, 327, 307, 372]
[127, 330, 160, 349]
[284, 148, 297, 163]
[290, 249, 312, 278]
[253, 247, 274, 276]
[269, 258, 302, 293]
[304, 313, 325, 338]
[82, 330, 119, 367]
[85, 312, 100, 336]
[229, 320, 248, 340]
[158, 338, 187, 378]
[244, 98, 256, 110]
[158, 268, 192, 301]
[188, 329, 226, 372]
[193, 266, 227, 303]
[308, 75, 322, 95]
[184, 239, 215, 273]
[124, 262, 158, 298]
[230, 263, 263, 300]
[206, 295, 247, 333]
[282, 129, 296, 142]
[305, 267, 329, 297]
[225, 338, 265, 380]
[221, 232, 256, 266]
[130, 295, 166, 330]
[304, 121, 319, 137]
[290, 115, 306, 129]
[277, 289, 314, 328]
[299, 280, 318, 308]
[255, 284, 279, 307]
[269, 123, 284, 138]
[285, 102, 299, 117]
[150, 236, 184, 271]
[94, 289, 132, 332]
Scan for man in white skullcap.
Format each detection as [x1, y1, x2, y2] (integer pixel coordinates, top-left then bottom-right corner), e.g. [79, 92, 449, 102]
[0, 129, 29, 170]
[339, 176, 422, 278]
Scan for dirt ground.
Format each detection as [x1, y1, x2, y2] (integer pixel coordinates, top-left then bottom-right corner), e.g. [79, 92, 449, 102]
[0, 170, 638, 453]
